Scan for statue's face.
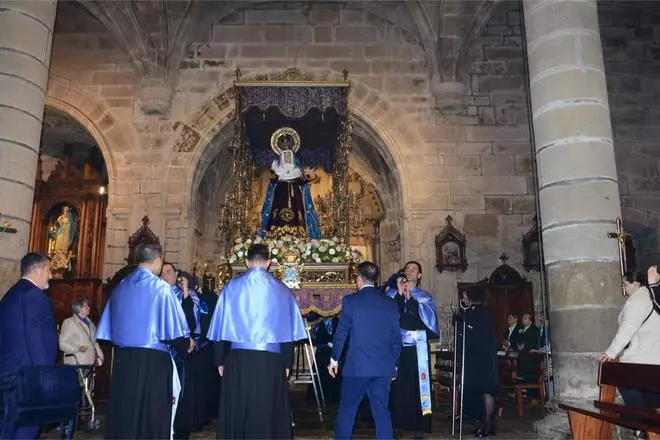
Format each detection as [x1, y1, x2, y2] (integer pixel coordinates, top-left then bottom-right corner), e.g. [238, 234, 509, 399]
[63, 206, 70, 213]
[282, 150, 294, 165]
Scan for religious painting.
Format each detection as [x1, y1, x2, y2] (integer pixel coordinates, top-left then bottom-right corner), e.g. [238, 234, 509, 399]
[435, 215, 467, 273]
[442, 242, 461, 266]
[47, 203, 79, 276]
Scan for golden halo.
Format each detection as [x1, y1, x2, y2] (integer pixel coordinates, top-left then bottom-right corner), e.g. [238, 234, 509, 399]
[270, 127, 301, 155]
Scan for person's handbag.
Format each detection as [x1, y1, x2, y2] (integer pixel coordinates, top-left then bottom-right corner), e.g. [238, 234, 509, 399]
[0, 365, 81, 438]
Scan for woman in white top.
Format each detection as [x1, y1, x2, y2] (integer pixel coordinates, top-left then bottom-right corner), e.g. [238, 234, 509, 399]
[59, 297, 104, 366]
[600, 267, 660, 410]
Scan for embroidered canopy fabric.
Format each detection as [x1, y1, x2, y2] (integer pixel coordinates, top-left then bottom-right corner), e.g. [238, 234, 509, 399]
[293, 286, 353, 316]
[238, 86, 349, 118]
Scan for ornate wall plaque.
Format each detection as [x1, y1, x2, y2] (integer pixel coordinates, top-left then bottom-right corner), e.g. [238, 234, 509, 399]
[435, 215, 467, 273]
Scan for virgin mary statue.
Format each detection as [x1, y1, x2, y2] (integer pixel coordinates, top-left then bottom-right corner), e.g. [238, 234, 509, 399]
[260, 148, 321, 239]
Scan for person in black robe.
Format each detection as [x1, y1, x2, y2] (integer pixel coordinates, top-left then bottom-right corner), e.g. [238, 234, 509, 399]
[457, 284, 499, 438]
[384, 262, 439, 439]
[198, 279, 221, 425]
[161, 266, 210, 439]
[207, 244, 308, 439]
[96, 244, 192, 439]
[307, 314, 339, 405]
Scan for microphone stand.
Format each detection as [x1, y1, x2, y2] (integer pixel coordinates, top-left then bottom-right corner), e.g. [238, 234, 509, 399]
[451, 302, 469, 440]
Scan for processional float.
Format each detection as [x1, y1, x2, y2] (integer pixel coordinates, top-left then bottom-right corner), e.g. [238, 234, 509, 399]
[211, 67, 356, 426]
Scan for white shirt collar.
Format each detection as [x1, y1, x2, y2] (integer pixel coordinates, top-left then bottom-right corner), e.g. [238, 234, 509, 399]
[21, 277, 41, 289]
[359, 284, 374, 290]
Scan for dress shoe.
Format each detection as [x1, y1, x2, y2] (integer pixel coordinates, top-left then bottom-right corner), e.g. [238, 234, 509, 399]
[474, 428, 495, 437]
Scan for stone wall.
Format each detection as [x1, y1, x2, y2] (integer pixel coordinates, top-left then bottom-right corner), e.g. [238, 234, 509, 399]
[600, 1, 660, 270]
[42, 1, 545, 310]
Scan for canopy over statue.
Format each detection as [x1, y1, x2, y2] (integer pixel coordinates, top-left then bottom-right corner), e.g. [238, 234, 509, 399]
[260, 127, 321, 239]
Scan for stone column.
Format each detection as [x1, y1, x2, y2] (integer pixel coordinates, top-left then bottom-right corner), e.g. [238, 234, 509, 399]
[523, 0, 622, 409]
[0, 1, 57, 295]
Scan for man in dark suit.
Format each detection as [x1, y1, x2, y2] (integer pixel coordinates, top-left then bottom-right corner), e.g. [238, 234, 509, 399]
[328, 261, 401, 440]
[0, 252, 57, 439]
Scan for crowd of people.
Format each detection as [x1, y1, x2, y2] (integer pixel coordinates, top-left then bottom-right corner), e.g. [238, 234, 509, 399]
[2, 244, 659, 440]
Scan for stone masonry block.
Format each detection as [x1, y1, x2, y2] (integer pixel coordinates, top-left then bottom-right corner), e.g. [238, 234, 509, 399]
[334, 26, 378, 43]
[537, 143, 616, 189]
[616, 156, 657, 178]
[464, 213, 499, 236]
[212, 25, 264, 43]
[628, 179, 660, 193]
[339, 10, 365, 25]
[514, 155, 533, 173]
[313, 26, 334, 43]
[467, 126, 529, 142]
[534, 105, 613, 149]
[310, 10, 338, 25]
[264, 26, 312, 43]
[240, 45, 288, 58]
[540, 181, 621, 226]
[303, 45, 359, 59]
[449, 196, 486, 212]
[0, 12, 52, 64]
[542, 222, 620, 265]
[485, 197, 513, 214]
[467, 175, 528, 195]
[513, 196, 536, 214]
[384, 76, 427, 95]
[244, 10, 308, 25]
[473, 74, 522, 93]
[0, 106, 42, 150]
[482, 155, 515, 174]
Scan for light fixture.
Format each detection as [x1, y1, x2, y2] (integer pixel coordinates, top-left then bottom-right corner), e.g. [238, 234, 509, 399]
[99, 186, 106, 195]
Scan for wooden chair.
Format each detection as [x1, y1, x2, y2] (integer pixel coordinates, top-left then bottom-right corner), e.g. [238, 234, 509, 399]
[512, 352, 546, 416]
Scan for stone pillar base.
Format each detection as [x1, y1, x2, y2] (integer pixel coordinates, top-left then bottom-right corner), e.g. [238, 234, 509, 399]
[138, 78, 173, 116]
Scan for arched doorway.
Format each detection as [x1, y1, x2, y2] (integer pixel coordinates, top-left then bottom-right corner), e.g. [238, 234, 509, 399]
[30, 107, 109, 280]
[188, 111, 403, 279]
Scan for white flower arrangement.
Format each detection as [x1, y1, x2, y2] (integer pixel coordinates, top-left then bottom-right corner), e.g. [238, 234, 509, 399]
[227, 233, 362, 265]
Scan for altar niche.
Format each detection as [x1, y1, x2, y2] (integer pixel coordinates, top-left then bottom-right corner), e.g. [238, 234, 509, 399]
[29, 148, 108, 280]
[208, 69, 390, 292]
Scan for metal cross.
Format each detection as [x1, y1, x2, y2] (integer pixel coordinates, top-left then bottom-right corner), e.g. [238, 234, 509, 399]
[607, 217, 630, 296]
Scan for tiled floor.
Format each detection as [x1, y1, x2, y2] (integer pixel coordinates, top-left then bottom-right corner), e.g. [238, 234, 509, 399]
[42, 391, 548, 439]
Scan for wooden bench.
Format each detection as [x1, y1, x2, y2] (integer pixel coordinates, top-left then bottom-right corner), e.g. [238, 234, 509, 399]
[559, 362, 660, 439]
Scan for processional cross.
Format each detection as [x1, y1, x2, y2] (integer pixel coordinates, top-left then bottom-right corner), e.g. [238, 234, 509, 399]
[607, 217, 630, 296]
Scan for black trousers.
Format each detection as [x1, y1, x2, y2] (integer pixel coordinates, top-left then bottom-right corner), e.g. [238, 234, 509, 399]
[618, 387, 660, 411]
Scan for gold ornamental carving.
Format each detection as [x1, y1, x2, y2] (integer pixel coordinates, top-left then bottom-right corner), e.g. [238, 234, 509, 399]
[270, 126, 301, 154]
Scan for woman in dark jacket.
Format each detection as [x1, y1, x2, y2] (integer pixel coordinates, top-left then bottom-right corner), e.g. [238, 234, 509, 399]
[457, 284, 499, 437]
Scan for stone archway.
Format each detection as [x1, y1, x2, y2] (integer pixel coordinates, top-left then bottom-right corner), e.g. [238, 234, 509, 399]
[45, 76, 120, 208]
[169, 75, 422, 213]
[168, 74, 422, 268]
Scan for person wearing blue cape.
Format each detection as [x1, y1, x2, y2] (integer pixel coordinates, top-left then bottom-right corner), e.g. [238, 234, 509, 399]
[207, 244, 307, 439]
[96, 244, 193, 440]
[384, 261, 440, 438]
[160, 263, 210, 439]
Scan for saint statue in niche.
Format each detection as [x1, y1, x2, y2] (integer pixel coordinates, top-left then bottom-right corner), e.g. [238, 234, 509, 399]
[260, 127, 321, 239]
[48, 204, 77, 273]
